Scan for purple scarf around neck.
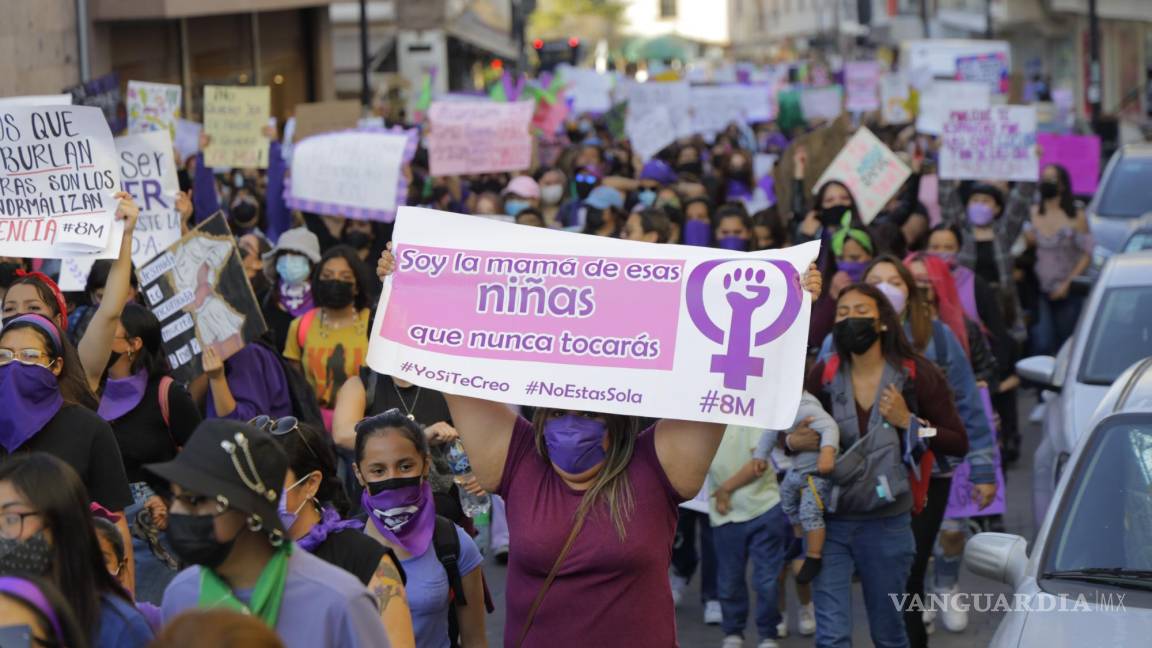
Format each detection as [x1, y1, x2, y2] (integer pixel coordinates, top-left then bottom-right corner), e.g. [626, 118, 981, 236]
[297, 506, 365, 552]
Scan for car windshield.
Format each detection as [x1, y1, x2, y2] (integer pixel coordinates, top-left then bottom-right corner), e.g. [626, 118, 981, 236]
[1079, 286, 1152, 385]
[1097, 155, 1152, 218]
[1043, 419, 1152, 581]
[1125, 231, 1152, 253]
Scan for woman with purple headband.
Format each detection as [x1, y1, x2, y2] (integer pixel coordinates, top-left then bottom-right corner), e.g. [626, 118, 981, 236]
[0, 575, 86, 648]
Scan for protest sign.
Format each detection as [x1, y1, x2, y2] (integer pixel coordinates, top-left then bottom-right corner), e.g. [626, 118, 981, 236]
[203, 85, 270, 169]
[126, 81, 181, 138]
[0, 95, 72, 107]
[64, 73, 125, 133]
[136, 213, 267, 383]
[532, 92, 570, 139]
[59, 130, 185, 291]
[427, 100, 534, 176]
[173, 119, 201, 163]
[626, 105, 676, 162]
[955, 52, 1009, 94]
[624, 80, 693, 138]
[799, 86, 843, 122]
[902, 39, 1011, 77]
[286, 128, 417, 222]
[881, 75, 913, 124]
[945, 388, 1006, 518]
[915, 80, 990, 135]
[844, 61, 881, 113]
[1037, 133, 1101, 195]
[688, 85, 774, 136]
[940, 106, 1038, 181]
[291, 100, 361, 143]
[557, 65, 615, 114]
[814, 127, 912, 224]
[367, 207, 819, 428]
[0, 105, 121, 259]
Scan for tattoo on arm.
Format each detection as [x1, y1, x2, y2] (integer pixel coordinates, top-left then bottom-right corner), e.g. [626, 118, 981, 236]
[372, 558, 404, 611]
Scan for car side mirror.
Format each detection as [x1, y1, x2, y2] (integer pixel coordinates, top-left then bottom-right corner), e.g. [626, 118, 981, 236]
[965, 532, 1029, 589]
[1017, 355, 1059, 392]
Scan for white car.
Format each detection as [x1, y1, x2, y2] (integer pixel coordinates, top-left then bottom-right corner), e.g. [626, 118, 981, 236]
[965, 357, 1152, 646]
[1017, 250, 1152, 527]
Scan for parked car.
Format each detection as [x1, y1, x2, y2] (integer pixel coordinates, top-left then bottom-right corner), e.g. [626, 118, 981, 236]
[1018, 250, 1152, 527]
[1122, 226, 1152, 254]
[965, 356, 1152, 647]
[1087, 144, 1152, 266]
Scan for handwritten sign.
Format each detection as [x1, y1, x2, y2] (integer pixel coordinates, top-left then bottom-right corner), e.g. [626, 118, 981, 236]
[65, 73, 125, 134]
[916, 81, 990, 135]
[626, 105, 676, 162]
[1037, 133, 1101, 195]
[427, 100, 534, 176]
[203, 85, 270, 169]
[557, 65, 615, 114]
[625, 81, 693, 138]
[173, 119, 201, 164]
[940, 106, 1038, 181]
[59, 130, 185, 290]
[136, 213, 267, 383]
[814, 127, 911, 224]
[292, 100, 362, 143]
[0, 105, 120, 259]
[955, 52, 1009, 94]
[881, 75, 913, 124]
[799, 86, 843, 122]
[286, 128, 417, 222]
[689, 85, 775, 135]
[368, 207, 819, 428]
[945, 387, 1006, 518]
[845, 62, 881, 113]
[127, 81, 181, 139]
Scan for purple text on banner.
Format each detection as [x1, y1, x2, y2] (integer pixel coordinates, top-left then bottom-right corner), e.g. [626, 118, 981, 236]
[1037, 132, 1101, 196]
[944, 386, 1007, 519]
[378, 245, 685, 370]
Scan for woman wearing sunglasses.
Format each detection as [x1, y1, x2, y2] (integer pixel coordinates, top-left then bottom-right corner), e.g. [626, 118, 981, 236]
[258, 415, 416, 648]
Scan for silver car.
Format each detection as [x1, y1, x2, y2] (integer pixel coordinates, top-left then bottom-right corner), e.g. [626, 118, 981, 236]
[1017, 250, 1152, 527]
[1087, 144, 1152, 260]
[965, 357, 1152, 647]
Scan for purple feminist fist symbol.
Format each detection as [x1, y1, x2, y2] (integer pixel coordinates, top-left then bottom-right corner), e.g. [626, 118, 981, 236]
[686, 259, 803, 390]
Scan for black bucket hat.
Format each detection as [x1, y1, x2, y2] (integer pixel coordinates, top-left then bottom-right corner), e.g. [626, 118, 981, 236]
[146, 419, 288, 539]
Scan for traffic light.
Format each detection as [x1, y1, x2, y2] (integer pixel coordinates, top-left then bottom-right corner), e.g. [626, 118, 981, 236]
[533, 38, 544, 50]
[568, 37, 580, 64]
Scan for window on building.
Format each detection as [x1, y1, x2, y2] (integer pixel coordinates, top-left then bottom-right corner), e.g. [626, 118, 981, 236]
[659, 0, 676, 19]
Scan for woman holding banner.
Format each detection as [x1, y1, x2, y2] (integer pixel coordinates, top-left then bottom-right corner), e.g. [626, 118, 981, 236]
[377, 247, 823, 647]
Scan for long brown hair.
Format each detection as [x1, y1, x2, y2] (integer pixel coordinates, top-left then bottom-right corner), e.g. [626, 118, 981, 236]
[835, 283, 921, 369]
[864, 255, 933, 352]
[531, 410, 638, 541]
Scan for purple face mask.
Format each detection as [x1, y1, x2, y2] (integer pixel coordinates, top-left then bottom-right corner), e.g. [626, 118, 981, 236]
[543, 415, 608, 474]
[837, 260, 870, 283]
[683, 219, 711, 246]
[875, 281, 908, 316]
[0, 363, 63, 454]
[361, 477, 436, 557]
[717, 235, 748, 252]
[966, 202, 996, 226]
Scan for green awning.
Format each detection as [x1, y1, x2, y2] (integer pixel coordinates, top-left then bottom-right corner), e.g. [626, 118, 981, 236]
[623, 34, 691, 63]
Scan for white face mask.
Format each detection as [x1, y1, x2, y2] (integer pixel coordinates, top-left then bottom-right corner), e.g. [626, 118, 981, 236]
[540, 185, 564, 206]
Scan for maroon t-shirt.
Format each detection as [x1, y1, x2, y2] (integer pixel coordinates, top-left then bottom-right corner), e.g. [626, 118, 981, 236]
[497, 417, 684, 648]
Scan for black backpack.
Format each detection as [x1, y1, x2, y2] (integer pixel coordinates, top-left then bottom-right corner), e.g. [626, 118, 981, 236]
[252, 338, 324, 426]
[433, 515, 467, 648]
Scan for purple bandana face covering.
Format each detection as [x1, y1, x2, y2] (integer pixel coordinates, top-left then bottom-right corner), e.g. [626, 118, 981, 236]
[717, 236, 749, 252]
[0, 363, 63, 453]
[683, 219, 711, 246]
[837, 260, 870, 283]
[543, 415, 608, 474]
[362, 479, 436, 557]
[278, 280, 314, 318]
[966, 203, 996, 227]
[97, 370, 148, 422]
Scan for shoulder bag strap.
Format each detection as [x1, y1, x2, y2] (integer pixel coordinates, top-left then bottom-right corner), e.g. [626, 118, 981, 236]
[515, 504, 592, 648]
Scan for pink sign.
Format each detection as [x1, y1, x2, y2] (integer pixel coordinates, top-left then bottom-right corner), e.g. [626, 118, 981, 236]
[1037, 133, 1101, 196]
[531, 91, 570, 140]
[427, 100, 534, 176]
[844, 61, 881, 113]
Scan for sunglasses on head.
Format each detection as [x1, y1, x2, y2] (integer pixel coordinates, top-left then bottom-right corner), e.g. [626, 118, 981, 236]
[249, 415, 321, 463]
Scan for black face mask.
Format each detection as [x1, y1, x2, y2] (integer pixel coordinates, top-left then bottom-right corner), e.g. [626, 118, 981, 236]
[341, 231, 373, 251]
[365, 475, 422, 496]
[575, 181, 596, 201]
[0, 531, 53, 576]
[819, 204, 851, 229]
[677, 161, 703, 176]
[1039, 181, 1060, 200]
[833, 317, 881, 356]
[166, 513, 237, 568]
[313, 279, 355, 309]
[177, 169, 192, 193]
[230, 201, 259, 229]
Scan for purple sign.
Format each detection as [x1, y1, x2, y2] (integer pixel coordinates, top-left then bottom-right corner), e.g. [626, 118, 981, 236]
[944, 387, 1007, 519]
[64, 72, 125, 133]
[1037, 133, 1101, 196]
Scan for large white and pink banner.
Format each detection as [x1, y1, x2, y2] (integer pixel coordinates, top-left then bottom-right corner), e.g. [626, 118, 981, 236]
[368, 208, 819, 428]
[427, 100, 534, 176]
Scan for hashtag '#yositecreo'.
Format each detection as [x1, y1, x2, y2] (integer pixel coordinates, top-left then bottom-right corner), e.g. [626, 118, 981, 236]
[698, 390, 720, 413]
[400, 362, 413, 373]
[525, 381, 539, 396]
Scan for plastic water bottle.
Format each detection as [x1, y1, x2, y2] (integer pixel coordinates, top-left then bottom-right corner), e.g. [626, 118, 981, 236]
[447, 442, 490, 517]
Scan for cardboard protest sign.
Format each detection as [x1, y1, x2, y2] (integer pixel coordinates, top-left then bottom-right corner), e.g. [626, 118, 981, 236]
[1037, 133, 1101, 195]
[814, 127, 912, 224]
[773, 116, 853, 220]
[624, 80, 693, 138]
[368, 207, 819, 428]
[136, 213, 267, 383]
[955, 52, 1009, 95]
[844, 61, 881, 113]
[557, 65, 615, 114]
[881, 75, 913, 124]
[427, 100, 534, 176]
[127, 81, 181, 138]
[59, 130, 185, 291]
[0, 105, 121, 259]
[291, 100, 361, 143]
[915, 81, 990, 135]
[626, 105, 676, 162]
[940, 106, 1038, 181]
[286, 127, 418, 222]
[65, 73, 125, 134]
[799, 86, 843, 122]
[945, 388, 1006, 518]
[203, 85, 270, 169]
